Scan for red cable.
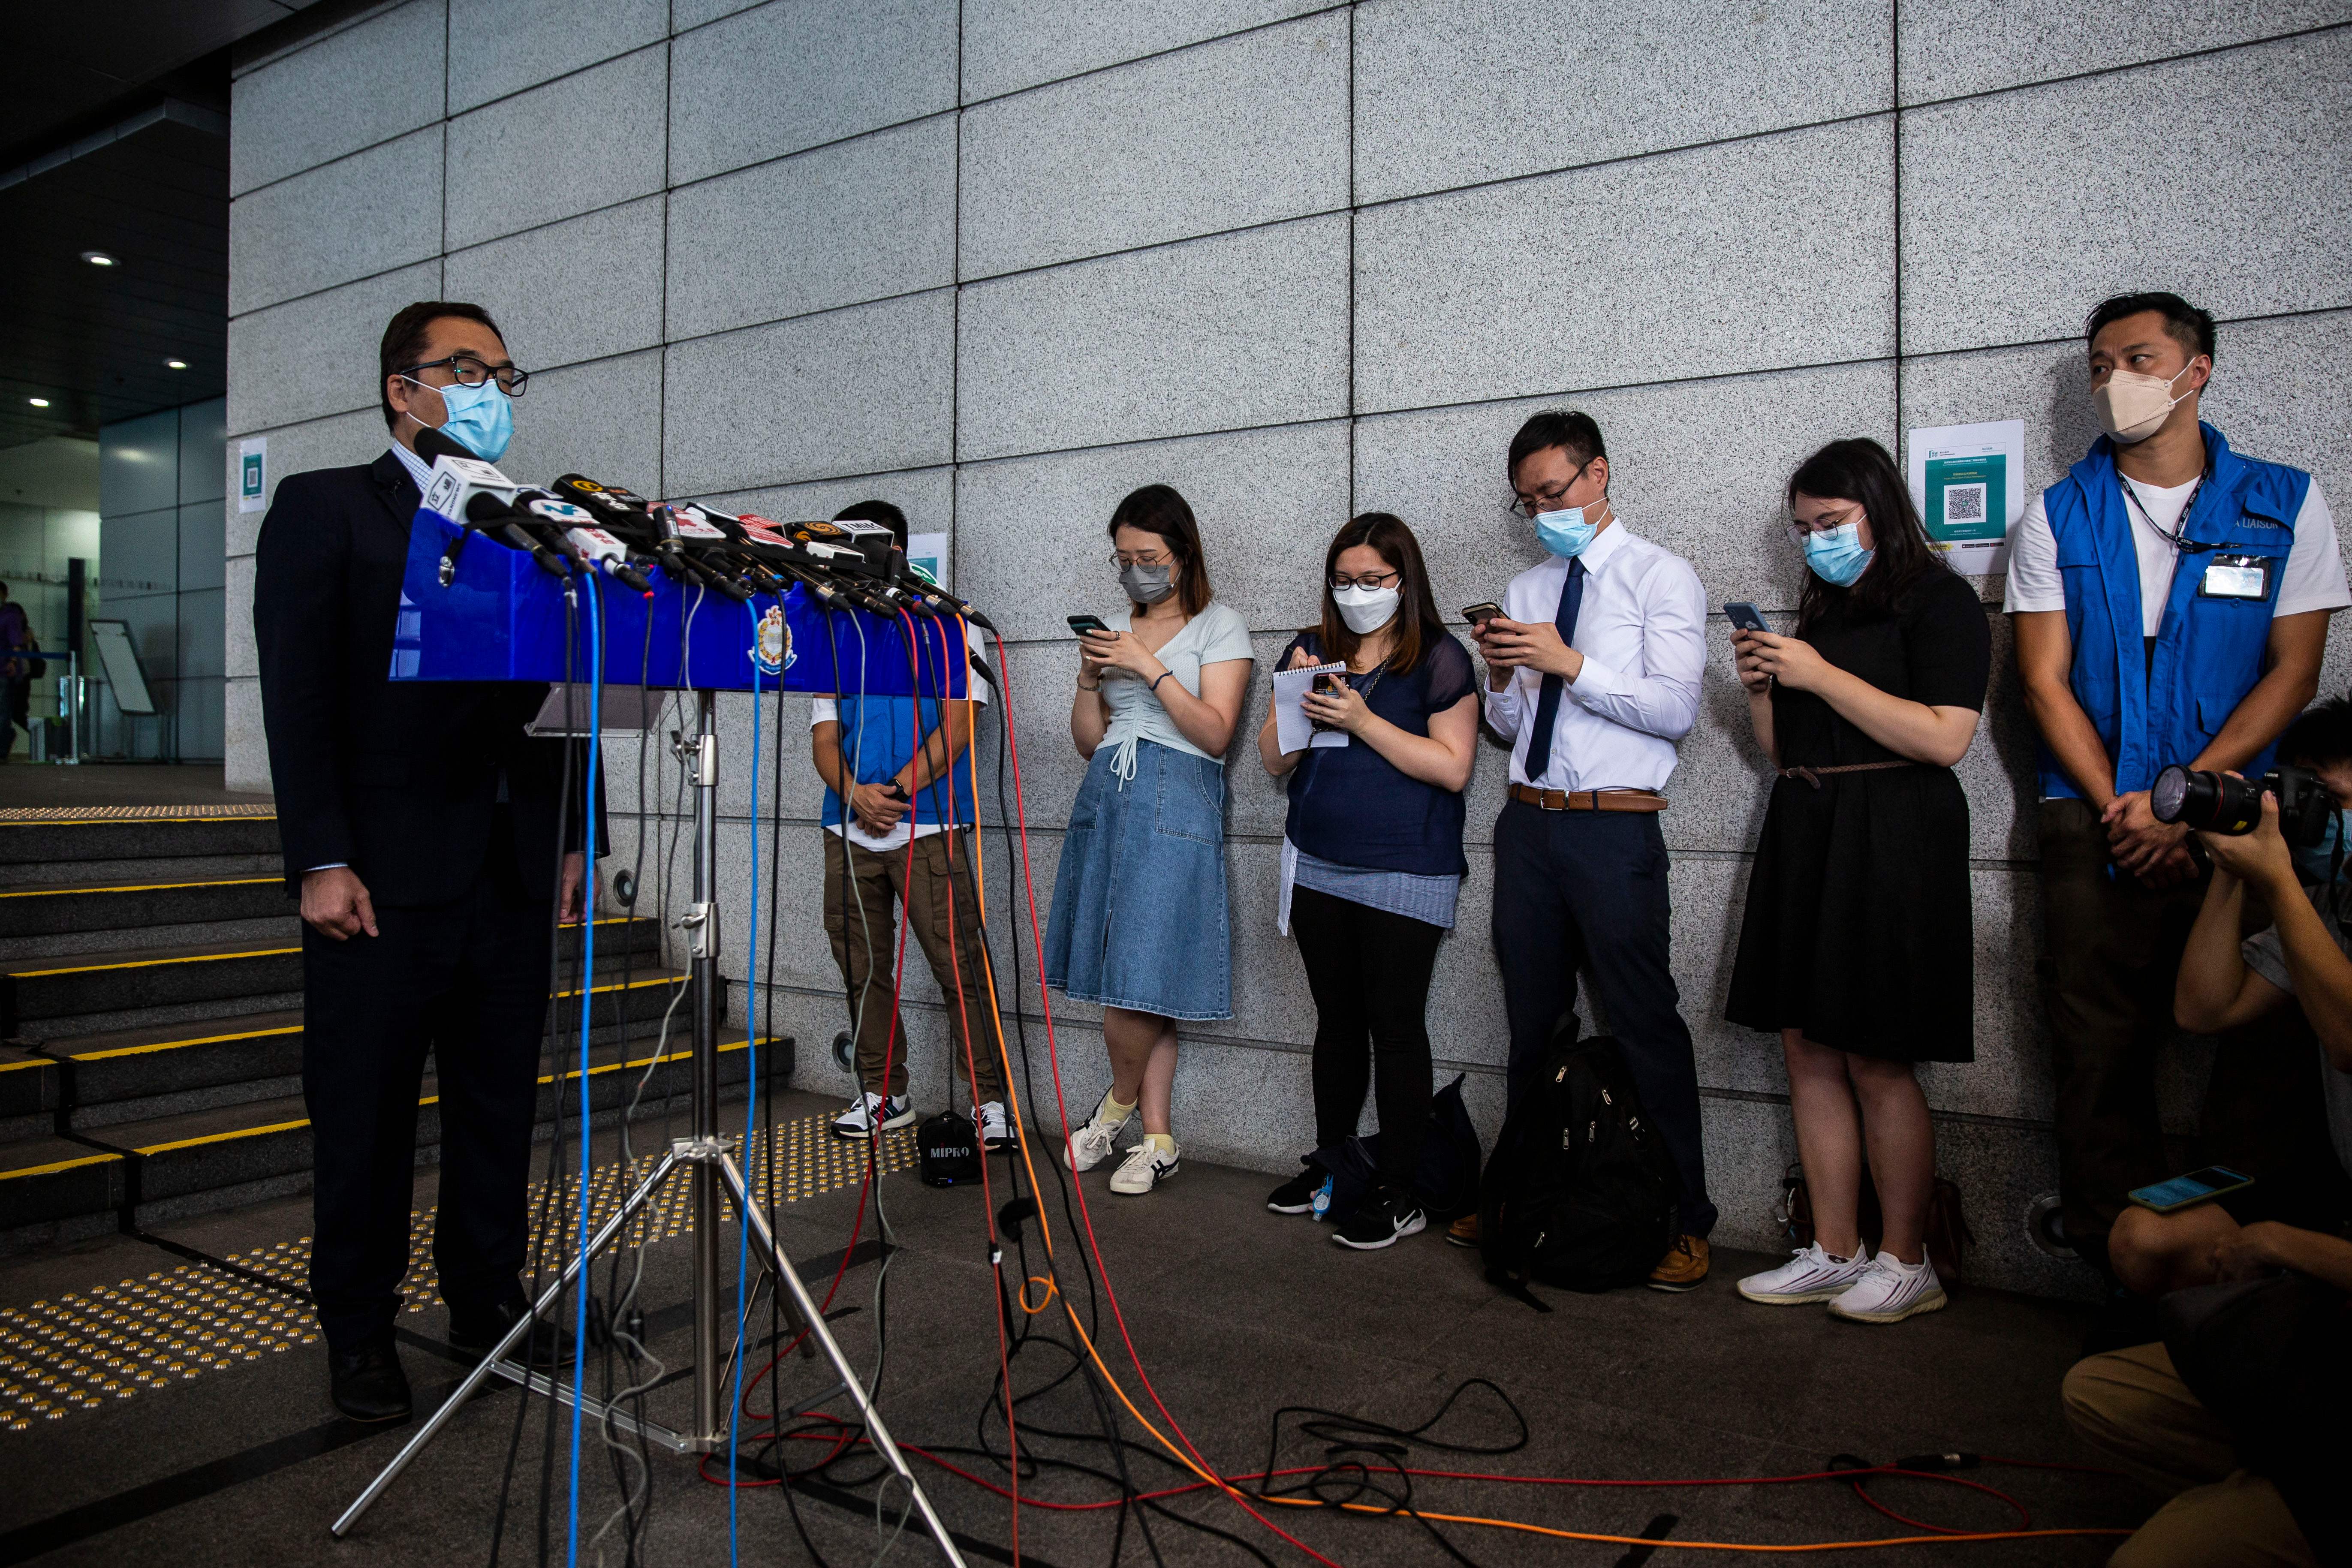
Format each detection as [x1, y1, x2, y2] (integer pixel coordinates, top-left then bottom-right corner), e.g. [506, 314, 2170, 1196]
[988, 630, 1353, 1568]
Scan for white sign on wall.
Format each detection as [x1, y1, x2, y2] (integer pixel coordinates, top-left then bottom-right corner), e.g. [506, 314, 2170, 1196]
[1906, 419, 2025, 577]
[237, 437, 268, 514]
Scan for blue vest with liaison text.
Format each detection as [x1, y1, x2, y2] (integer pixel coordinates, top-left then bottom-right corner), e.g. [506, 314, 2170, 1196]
[2040, 423, 2311, 801]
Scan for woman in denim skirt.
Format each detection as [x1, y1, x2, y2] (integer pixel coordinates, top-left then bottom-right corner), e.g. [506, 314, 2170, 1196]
[1046, 485, 1254, 1195]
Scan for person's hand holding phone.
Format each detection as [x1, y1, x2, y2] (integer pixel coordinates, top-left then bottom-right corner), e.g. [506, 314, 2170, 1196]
[1302, 671, 1370, 735]
[1734, 631, 1830, 693]
[1081, 626, 1166, 687]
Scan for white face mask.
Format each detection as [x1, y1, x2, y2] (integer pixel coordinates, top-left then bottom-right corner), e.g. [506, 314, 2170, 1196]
[1332, 584, 1400, 635]
[2093, 361, 2197, 445]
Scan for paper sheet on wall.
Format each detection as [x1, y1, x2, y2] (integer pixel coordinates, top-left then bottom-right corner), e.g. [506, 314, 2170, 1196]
[905, 530, 948, 587]
[1906, 419, 2025, 576]
[237, 437, 268, 514]
[1273, 662, 1349, 753]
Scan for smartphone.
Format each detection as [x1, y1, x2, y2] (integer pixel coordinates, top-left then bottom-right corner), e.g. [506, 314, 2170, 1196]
[1724, 602, 1768, 634]
[1309, 671, 1347, 731]
[2127, 1165, 2255, 1214]
[1066, 614, 1111, 637]
[1461, 602, 1503, 629]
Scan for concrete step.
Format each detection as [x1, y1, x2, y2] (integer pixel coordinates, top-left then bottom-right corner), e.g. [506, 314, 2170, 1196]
[0, 1044, 58, 1139]
[0, 873, 290, 939]
[0, 816, 282, 867]
[0, 1030, 785, 1236]
[0, 917, 667, 1039]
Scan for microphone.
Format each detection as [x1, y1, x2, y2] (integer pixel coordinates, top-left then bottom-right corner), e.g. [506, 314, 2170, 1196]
[416, 448, 569, 581]
[884, 547, 994, 632]
[518, 497, 653, 593]
[648, 504, 756, 602]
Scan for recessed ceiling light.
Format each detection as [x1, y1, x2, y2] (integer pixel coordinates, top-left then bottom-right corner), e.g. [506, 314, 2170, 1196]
[81, 250, 116, 266]
[28, 398, 50, 408]
[166, 359, 188, 370]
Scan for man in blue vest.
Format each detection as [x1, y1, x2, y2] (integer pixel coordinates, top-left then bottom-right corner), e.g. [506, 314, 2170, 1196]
[808, 500, 1009, 1148]
[2008, 292, 2349, 1280]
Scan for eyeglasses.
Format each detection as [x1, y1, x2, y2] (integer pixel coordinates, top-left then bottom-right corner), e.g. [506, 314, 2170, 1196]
[1108, 551, 1172, 569]
[1786, 505, 1865, 542]
[1505, 463, 1592, 519]
[403, 354, 530, 396]
[1329, 569, 1400, 591]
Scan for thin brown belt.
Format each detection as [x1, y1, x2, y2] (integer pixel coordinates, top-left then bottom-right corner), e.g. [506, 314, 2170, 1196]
[1777, 761, 1919, 789]
[1508, 783, 1668, 813]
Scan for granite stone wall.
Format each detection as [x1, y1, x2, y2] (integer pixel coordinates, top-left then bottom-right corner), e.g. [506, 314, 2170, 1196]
[222, 0, 2352, 1295]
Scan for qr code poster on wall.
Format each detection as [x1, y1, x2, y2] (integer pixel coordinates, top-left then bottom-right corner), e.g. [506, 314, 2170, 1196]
[1908, 419, 2025, 577]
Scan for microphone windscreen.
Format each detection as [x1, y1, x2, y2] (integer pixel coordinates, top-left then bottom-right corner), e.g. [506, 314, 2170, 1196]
[412, 426, 474, 465]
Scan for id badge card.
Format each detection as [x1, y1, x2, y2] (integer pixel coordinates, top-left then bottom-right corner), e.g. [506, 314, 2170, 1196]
[2198, 554, 2273, 601]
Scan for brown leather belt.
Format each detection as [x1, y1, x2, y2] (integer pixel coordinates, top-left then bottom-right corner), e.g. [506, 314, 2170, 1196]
[1777, 761, 1918, 789]
[1508, 783, 1668, 813]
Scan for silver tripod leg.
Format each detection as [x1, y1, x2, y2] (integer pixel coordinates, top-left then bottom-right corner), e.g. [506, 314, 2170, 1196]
[331, 1147, 683, 1538]
[717, 1149, 968, 1568]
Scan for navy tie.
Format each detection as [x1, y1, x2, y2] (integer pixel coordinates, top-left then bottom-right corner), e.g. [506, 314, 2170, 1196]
[1521, 557, 1586, 784]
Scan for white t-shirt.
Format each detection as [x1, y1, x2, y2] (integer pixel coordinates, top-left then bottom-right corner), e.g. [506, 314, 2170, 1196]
[1097, 600, 1254, 766]
[810, 620, 989, 852]
[2241, 881, 2352, 1180]
[2003, 475, 2348, 635]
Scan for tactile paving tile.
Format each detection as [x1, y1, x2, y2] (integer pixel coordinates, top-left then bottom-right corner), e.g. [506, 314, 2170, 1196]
[0, 1112, 918, 1431]
[0, 805, 278, 822]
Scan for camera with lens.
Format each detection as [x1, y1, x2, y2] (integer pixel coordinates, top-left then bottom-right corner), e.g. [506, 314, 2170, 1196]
[2150, 762, 2335, 845]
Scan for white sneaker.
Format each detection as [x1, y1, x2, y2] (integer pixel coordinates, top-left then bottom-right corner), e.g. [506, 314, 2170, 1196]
[1107, 1140, 1179, 1195]
[977, 1100, 1015, 1150]
[1828, 1251, 1948, 1323]
[1737, 1242, 1874, 1305]
[831, 1092, 914, 1141]
[1064, 1090, 1132, 1172]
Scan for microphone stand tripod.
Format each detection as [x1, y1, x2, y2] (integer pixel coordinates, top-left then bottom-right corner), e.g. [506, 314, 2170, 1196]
[332, 688, 967, 1565]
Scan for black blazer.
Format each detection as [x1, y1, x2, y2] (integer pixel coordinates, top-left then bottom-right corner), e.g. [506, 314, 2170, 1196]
[253, 450, 600, 907]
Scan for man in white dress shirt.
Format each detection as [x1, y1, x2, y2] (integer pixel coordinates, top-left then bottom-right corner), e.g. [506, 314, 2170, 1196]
[1464, 410, 1717, 1291]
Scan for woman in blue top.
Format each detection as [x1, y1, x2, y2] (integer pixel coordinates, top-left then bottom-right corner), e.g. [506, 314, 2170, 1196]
[1256, 513, 1479, 1250]
[1047, 485, 1255, 1197]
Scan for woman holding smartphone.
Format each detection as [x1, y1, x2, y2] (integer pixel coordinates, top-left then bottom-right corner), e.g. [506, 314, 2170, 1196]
[1258, 513, 1479, 1249]
[1725, 438, 1989, 1323]
[1047, 485, 1254, 1195]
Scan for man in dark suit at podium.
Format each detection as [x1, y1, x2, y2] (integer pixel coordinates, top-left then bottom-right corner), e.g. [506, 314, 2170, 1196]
[254, 300, 598, 1421]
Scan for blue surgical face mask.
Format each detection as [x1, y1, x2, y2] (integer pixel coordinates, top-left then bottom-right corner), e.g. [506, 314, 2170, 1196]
[1534, 507, 1596, 559]
[406, 375, 514, 463]
[1803, 522, 1874, 587]
[2294, 810, 2346, 886]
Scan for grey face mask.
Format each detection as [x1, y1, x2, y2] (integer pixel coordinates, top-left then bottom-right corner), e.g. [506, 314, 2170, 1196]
[1119, 561, 1174, 605]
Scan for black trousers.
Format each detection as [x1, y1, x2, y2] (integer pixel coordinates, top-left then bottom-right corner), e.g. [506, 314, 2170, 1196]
[302, 867, 554, 1352]
[1291, 884, 1446, 1192]
[1491, 801, 1716, 1237]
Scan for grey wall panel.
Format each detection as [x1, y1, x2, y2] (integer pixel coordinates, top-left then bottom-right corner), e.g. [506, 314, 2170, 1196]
[672, 0, 764, 29]
[443, 195, 667, 372]
[102, 412, 180, 518]
[447, 0, 669, 113]
[1356, 118, 1897, 413]
[1900, 32, 2352, 355]
[227, 261, 443, 436]
[224, 409, 392, 557]
[101, 512, 179, 602]
[230, 0, 446, 196]
[228, 127, 444, 316]
[667, 0, 958, 187]
[178, 399, 229, 505]
[666, 119, 957, 340]
[444, 45, 668, 250]
[178, 588, 227, 682]
[226, 677, 271, 793]
[1355, 0, 1891, 204]
[226, 556, 256, 681]
[663, 290, 956, 497]
[958, 12, 1349, 278]
[954, 420, 1350, 643]
[178, 504, 226, 594]
[1353, 361, 1898, 641]
[959, 215, 1350, 461]
[1899, 0, 2350, 103]
[497, 348, 666, 499]
[961, 0, 1328, 101]
[176, 676, 227, 761]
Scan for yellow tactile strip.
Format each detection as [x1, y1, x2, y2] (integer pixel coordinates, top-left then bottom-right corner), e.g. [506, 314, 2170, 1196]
[0, 807, 278, 822]
[0, 1111, 919, 1432]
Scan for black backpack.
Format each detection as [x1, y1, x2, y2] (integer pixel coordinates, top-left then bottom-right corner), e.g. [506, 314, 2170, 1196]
[1479, 1029, 1680, 1299]
[1307, 1073, 1485, 1223]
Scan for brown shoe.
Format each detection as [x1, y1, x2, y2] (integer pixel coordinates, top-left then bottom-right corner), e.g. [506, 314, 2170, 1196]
[1444, 1212, 1480, 1249]
[1647, 1234, 1709, 1292]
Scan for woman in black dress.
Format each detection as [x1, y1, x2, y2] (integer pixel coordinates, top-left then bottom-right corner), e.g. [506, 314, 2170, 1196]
[1725, 438, 1991, 1325]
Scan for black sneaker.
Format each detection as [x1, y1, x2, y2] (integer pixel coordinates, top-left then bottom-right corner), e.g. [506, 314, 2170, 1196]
[1266, 1161, 1323, 1215]
[1333, 1190, 1427, 1251]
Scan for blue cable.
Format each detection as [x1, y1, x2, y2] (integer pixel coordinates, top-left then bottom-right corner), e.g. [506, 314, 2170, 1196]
[566, 571, 604, 1568]
[729, 596, 765, 1568]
